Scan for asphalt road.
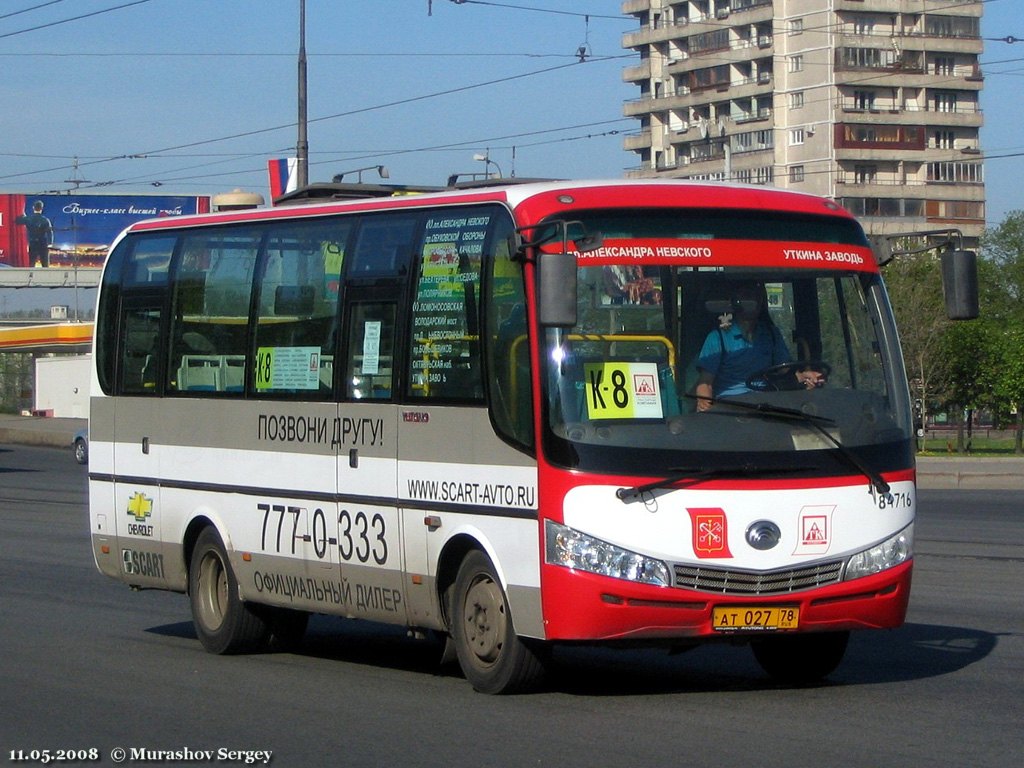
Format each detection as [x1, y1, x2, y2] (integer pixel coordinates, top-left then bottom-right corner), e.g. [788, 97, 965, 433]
[0, 444, 1020, 768]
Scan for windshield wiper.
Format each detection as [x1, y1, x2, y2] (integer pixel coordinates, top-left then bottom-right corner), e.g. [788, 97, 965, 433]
[616, 464, 811, 503]
[688, 395, 891, 496]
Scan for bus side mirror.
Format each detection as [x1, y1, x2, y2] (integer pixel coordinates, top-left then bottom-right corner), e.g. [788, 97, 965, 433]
[940, 249, 979, 320]
[538, 251, 577, 327]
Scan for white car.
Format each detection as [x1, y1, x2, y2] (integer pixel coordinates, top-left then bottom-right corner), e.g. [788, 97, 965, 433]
[73, 428, 89, 465]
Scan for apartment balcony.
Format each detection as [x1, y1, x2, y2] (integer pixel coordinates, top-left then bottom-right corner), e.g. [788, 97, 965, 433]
[837, 104, 983, 128]
[623, 130, 653, 152]
[916, 107, 984, 129]
[733, 107, 773, 126]
[679, 43, 768, 68]
[836, 177, 929, 199]
[623, 22, 693, 49]
[922, 181, 986, 202]
[727, 73, 773, 100]
[622, 60, 651, 83]
[898, 36, 983, 56]
[835, 0, 980, 13]
[836, 31, 982, 57]
[623, 92, 694, 117]
[621, 0, 649, 14]
[836, 147, 929, 163]
[834, 65, 925, 87]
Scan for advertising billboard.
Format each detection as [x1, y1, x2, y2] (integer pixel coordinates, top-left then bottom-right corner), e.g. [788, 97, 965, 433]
[0, 193, 210, 268]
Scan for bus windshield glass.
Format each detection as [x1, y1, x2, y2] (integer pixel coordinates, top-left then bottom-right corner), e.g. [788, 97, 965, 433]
[540, 209, 912, 476]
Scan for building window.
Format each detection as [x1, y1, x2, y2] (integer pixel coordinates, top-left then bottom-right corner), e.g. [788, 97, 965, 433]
[788, 55, 804, 73]
[840, 47, 898, 70]
[933, 92, 957, 113]
[791, 165, 805, 183]
[789, 18, 804, 36]
[687, 64, 730, 92]
[928, 162, 983, 184]
[790, 128, 805, 145]
[932, 130, 956, 149]
[789, 91, 805, 109]
[925, 200, 985, 221]
[925, 15, 980, 38]
[690, 29, 730, 55]
[853, 90, 876, 110]
[933, 56, 955, 76]
[854, 165, 878, 184]
[853, 18, 875, 36]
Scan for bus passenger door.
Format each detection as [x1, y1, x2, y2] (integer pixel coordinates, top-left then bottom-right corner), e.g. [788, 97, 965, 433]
[110, 294, 168, 587]
[337, 293, 405, 624]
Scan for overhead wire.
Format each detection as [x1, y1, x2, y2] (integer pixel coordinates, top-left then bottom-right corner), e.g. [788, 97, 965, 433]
[3, 0, 1015, 190]
[1, 52, 631, 187]
[0, 0, 67, 22]
[0, 0, 153, 40]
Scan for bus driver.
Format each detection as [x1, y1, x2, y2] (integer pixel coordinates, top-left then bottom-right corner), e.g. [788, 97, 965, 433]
[694, 280, 824, 411]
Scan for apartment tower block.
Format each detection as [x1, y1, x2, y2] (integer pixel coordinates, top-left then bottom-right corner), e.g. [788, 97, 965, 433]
[621, 0, 985, 244]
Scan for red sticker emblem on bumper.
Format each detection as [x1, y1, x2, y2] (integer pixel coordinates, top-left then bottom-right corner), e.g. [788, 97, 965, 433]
[687, 507, 732, 558]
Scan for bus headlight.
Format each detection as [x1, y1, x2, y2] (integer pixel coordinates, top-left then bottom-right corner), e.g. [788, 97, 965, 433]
[844, 524, 913, 580]
[545, 520, 670, 586]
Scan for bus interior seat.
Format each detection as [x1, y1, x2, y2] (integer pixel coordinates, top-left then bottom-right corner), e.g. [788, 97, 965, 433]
[319, 355, 334, 388]
[179, 355, 222, 391]
[221, 355, 245, 392]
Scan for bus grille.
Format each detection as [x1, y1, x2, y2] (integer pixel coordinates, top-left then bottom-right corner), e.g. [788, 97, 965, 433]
[673, 560, 844, 596]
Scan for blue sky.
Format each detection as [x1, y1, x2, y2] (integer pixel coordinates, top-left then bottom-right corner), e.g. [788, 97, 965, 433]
[0, 0, 1020, 225]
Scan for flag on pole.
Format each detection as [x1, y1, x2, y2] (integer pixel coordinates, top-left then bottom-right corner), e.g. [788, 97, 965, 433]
[268, 158, 299, 199]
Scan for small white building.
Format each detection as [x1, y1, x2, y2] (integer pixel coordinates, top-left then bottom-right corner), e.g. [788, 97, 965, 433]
[34, 354, 90, 418]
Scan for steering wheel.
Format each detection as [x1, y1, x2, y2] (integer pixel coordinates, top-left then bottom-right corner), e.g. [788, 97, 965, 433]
[746, 360, 831, 392]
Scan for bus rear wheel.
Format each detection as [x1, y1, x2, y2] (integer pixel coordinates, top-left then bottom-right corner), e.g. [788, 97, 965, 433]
[751, 631, 850, 684]
[189, 526, 269, 654]
[451, 550, 547, 694]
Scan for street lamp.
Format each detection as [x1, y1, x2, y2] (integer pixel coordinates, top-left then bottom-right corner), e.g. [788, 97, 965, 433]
[332, 165, 390, 183]
[473, 152, 502, 179]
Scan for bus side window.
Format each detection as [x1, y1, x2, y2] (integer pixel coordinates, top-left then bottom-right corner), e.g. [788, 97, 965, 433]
[345, 303, 396, 400]
[167, 230, 260, 395]
[120, 305, 163, 395]
[98, 234, 174, 396]
[252, 220, 349, 398]
[485, 221, 533, 450]
[350, 214, 417, 276]
[406, 209, 489, 401]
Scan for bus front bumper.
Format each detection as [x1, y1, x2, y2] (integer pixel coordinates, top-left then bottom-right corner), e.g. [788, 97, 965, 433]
[540, 559, 912, 641]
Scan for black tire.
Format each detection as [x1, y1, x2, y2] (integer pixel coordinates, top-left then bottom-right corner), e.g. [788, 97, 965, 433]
[751, 631, 850, 684]
[189, 526, 270, 654]
[451, 550, 547, 694]
[74, 438, 88, 465]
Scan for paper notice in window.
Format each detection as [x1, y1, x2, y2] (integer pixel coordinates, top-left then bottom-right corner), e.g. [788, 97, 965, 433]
[362, 321, 382, 375]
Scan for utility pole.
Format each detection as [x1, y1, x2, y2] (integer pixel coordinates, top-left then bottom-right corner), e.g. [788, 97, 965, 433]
[296, 0, 309, 188]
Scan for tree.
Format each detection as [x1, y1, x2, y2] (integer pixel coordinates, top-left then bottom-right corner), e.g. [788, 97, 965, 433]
[881, 252, 948, 449]
[936, 320, 999, 452]
[981, 210, 1024, 323]
[991, 328, 1024, 453]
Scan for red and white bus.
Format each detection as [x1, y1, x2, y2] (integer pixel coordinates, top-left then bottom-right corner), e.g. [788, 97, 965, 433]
[88, 180, 970, 692]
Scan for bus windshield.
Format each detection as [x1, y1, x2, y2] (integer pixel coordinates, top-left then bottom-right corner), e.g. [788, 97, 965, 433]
[540, 210, 912, 476]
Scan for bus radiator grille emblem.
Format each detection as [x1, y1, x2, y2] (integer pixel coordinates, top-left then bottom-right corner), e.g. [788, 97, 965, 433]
[746, 521, 781, 551]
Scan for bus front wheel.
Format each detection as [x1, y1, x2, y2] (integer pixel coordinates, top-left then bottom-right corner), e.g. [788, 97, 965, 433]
[451, 550, 547, 694]
[751, 631, 850, 684]
[189, 526, 269, 654]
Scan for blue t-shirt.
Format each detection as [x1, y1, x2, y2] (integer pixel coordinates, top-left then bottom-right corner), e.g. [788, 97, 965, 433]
[697, 321, 791, 397]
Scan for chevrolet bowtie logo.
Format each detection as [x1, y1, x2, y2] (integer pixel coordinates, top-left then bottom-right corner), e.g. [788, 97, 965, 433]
[127, 492, 153, 522]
